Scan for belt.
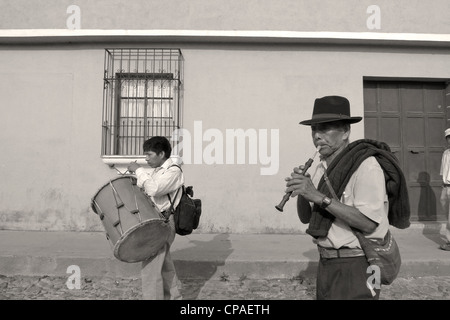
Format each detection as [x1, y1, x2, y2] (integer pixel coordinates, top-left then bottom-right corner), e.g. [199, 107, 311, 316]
[318, 246, 365, 259]
[443, 184, 450, 187]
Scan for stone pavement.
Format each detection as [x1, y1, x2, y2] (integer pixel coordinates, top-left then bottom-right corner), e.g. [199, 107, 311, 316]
[0, 224, 450, 301]
[1, 274, 450, 300]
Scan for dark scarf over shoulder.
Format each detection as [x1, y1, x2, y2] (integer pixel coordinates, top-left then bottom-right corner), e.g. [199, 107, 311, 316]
[305, 139, 411, 238]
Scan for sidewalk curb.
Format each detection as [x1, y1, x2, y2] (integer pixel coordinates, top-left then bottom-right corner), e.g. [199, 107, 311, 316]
[1, 254, 450, 280]
[0, 228, 449, 280]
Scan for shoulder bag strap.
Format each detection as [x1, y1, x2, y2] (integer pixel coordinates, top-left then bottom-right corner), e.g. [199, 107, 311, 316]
[323, 171, 366, 237]
[167, 188, 181, 214]
[166, 163, 184, 214]
[323, 171, 339, 201]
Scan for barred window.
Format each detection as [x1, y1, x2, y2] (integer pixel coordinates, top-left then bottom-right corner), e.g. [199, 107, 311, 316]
[102, 49, 183, 156]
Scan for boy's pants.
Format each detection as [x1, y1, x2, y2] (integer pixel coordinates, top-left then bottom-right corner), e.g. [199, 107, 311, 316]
[141, 215, 181, 300]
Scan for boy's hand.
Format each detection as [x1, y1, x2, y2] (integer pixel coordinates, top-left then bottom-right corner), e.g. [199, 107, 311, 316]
[127, 162, 140, 173]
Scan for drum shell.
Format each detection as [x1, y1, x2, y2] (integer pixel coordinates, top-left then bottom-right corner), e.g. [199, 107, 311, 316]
[91, 175, 170, 262]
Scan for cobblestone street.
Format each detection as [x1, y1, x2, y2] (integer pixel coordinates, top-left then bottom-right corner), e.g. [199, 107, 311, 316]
[1, 274, 449, 300]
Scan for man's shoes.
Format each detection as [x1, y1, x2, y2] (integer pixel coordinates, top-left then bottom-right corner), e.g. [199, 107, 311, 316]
[440, 243, 450, 251]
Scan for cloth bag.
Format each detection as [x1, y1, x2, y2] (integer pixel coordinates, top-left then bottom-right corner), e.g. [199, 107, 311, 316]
[352, 229, 401, 285]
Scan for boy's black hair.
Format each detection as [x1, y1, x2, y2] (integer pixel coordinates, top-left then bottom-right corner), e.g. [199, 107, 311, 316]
[143, 136, 172, 159]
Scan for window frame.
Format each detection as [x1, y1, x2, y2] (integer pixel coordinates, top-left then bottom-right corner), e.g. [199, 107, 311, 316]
[101, 48, 183, 160]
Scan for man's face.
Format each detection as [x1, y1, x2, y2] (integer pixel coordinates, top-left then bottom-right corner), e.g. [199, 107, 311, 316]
[311, 121, 350, 159]
[144, 150, 166, 168]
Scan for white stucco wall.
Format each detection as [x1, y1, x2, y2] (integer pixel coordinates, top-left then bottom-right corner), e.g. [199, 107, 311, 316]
[0, 43, 449, 232]
[0, 0, 449, 232]
[0, 0, 449, 34]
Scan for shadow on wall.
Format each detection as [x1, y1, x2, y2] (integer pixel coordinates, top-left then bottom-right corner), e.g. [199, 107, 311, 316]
[417, 171, 437, 222]
[416, 171, 447, 246]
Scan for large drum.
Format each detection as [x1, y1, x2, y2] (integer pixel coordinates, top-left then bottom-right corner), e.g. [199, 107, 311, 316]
[91, 175, 171, 263]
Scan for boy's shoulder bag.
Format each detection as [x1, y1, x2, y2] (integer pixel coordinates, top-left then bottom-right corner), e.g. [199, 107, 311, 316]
[167, 165, 202, 236]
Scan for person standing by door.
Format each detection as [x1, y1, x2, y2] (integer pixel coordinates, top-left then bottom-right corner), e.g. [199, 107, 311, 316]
[439, 128, 450, 251]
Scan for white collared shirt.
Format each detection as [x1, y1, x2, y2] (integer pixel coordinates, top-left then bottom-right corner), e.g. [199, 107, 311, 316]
[440, 148, 450, 184]
[134, 157, 185, 213]
[311, 156, 389, 249]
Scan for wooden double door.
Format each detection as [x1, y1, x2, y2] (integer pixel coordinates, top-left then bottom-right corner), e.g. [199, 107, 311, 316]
[364, 80, 450, 222]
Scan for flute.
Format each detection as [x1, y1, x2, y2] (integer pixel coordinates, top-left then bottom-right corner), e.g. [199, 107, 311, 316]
[275, 146, 321, 212]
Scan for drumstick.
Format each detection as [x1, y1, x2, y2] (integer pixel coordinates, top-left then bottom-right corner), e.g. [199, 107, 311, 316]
[109, 160, 137, 175]
[109, 164, 124, 175]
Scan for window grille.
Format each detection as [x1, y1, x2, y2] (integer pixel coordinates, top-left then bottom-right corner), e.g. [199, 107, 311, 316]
[102, 48, 183, 156]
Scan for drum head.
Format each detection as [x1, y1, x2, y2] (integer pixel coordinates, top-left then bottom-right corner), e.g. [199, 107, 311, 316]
[113, 218, 171, 263]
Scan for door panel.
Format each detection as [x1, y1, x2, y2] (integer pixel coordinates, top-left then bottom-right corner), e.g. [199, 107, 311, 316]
[379, 83, 399, 112]
[381, 117, 402, 146]
[364, 80, 448, 222]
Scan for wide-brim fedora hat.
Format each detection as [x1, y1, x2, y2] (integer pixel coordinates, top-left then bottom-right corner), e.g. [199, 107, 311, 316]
[300, 95, 362, 125]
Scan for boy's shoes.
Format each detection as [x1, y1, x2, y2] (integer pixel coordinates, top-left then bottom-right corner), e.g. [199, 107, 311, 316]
[440, 243, 450, 251]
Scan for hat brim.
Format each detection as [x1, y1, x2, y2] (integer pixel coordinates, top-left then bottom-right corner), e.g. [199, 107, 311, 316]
[300, 116, 362, 126]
